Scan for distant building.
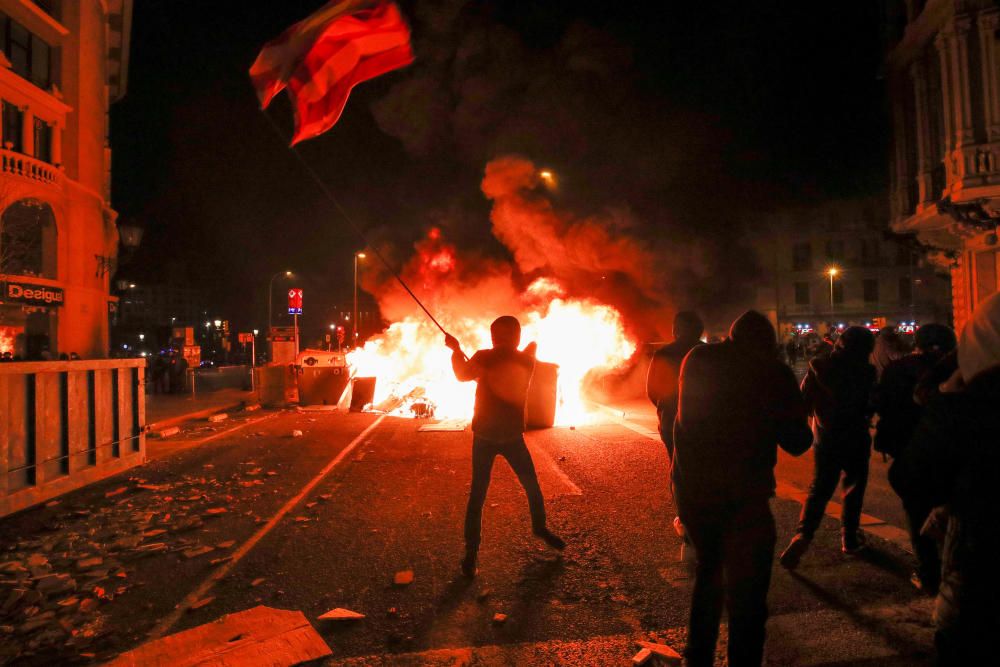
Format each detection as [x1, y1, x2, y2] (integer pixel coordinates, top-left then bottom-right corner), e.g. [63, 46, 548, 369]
[754, 198, 952, 338]
[0, 0, 132, 358]
[884, 0, 1000, 331]
[112, 281, 208, 352]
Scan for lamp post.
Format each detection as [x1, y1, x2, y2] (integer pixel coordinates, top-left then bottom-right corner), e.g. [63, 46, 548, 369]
[353, 252, 366, 347]
[827, 267, 839, 318]
[267, 270, 293, 334]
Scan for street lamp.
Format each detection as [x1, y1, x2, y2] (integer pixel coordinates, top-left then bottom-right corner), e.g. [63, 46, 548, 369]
[827, 267, 839, 314]
[539, 169, 556, 187]
[354, 252, 366, 346]
[267, 270, 294, 334]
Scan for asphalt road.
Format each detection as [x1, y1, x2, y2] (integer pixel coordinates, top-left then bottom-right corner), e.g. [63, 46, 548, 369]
[0, 407, 935, 665]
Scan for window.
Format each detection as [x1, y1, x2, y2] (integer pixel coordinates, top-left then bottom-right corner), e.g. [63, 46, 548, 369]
[33, 118, 51, 163]
[2, 102, 23, 152]
[0, 199, 56, 277]
[0, 14, 53, 90]
[825, 239, 845, 260]
[896, 244, 913, 267]
[832, 281, 844, 305]
[863, 278, 879, 303]
[899, 276, 913, 305]
[794, 282, 810, 305]
[792, 242, 812, 271]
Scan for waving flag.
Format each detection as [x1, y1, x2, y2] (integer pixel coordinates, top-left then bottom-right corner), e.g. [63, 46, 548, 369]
[250, 1, 413, 145]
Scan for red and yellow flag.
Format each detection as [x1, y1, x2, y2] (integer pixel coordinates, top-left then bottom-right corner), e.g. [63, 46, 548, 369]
[250, 1, 413, 145]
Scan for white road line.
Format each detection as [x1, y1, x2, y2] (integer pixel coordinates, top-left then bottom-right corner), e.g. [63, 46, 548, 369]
[148, 414, 386, 640]
[186, 413, 279, 445]
[528, 438, 583, 496]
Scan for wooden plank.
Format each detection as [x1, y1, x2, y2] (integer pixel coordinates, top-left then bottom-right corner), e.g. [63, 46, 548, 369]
[5, 374, 31, 491]
[117, 368, 131, 457]
[34, 372, 64, 484]
[93, 370, 114, 465]
[133, 366, 145, 454]
[0, 358, 146, 374]
[105, 605, 332, 667]
[66, 371, 90, 473]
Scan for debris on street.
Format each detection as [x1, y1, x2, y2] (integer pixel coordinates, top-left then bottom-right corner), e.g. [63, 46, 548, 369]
[318, 607, 366, 621]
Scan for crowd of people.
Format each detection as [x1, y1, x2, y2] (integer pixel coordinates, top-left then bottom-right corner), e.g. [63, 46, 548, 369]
[646, 297, 1000, 666]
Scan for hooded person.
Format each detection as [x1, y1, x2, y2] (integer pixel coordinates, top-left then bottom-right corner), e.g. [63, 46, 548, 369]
[445, 316, 565, 579]
[899, 293, 1000, 665]
[871, 325, 908, 379]
[672, 310, 812, 667]
[876, 323, 957, 594]
[779, 326, 877, 569]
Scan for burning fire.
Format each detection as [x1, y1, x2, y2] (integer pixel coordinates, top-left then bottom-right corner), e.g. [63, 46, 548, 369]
[0, 326, 16, 356]
[346, 278, 635, 423]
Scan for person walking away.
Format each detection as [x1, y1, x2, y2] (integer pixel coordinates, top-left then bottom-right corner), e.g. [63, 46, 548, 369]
[897, 292, 1000, 665]
[445, 316, 566, 578]
[647, 310, 704, 556]
[872, 325, 907, 379]
[780, 326, 876, 568]
[673, 311, 812, 666]
[875, 324, 956, 594]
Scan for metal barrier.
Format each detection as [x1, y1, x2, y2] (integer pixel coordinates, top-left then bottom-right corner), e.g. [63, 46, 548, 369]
[188, 365, 252, 398]
[0, 359, 146, 517]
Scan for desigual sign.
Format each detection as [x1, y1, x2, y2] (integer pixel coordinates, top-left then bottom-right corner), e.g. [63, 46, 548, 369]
[3, 281, 65, 306]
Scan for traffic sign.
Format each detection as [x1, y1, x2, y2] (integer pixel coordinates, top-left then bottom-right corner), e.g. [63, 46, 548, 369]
[288, 288, 303, 314]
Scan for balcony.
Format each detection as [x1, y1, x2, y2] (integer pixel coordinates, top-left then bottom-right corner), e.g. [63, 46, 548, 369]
[1, 148, 61, 189]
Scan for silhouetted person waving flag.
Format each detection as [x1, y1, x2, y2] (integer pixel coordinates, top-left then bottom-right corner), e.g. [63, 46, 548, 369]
[445, 316, 565, 578]
[673, 311, 812, 667]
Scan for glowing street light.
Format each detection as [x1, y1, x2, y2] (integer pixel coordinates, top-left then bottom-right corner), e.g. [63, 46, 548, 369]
[354, 252, 366, 346]
[539, 169, 556, 188]
[213, 319, 222, 328]
[827, 267, 840, 312]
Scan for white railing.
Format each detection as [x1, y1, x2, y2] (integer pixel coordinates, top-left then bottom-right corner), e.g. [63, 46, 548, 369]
[0, 148, 62, 187]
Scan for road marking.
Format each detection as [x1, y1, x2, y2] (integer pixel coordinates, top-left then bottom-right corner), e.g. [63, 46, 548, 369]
[593, 404, 911, 552]
[528, 438, 583, 496]
[186, 413, 279, 445]
[148, 415, 386, 640]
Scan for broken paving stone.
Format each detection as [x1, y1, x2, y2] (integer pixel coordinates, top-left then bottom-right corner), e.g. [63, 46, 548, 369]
[143, 529, 167, 538]
[318, 608, 365, 621]
[78, 598, 99, 614]
[27, 554, 48, 568]
[393, 570, 414, 586]
[492, 613, 507, 625]
[183, 546, 214, 559]
[202, 507, 227, 517]
[635, 641, 682, 664]
[290, 430, 303, 438]
[35, 574, 76, 597]
[266, 471, 278, 476]
[209, 556, 232, 566]
[318, 494, 332, 501]
[293, 516, 311, 523]
[632, 648, 653, 665]
[244, 404, 261, 412]
[250, 578, 266, 587]
[188, 597, 214, 611]
[76, 557, 103, 571]
[216, 541, 236, 549]
[207, 413, 228, 423]
[305, 502, 317, 509]
[128, 543, 167, 559]
[57, 596, 80, 611]
[105, 487, 128, 498]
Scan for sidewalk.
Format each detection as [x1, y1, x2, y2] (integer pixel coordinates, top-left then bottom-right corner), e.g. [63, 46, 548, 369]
[146, 388, 257, 430]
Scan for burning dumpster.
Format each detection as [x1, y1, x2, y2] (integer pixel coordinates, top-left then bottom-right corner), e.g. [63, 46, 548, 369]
[526, 361, 558, 429]
[296, 349, 350, 406]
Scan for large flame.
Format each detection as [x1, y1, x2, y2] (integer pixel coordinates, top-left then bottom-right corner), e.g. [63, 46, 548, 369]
[346, 277, 635, 424]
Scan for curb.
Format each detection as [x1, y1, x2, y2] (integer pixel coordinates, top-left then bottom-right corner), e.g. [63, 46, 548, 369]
[147, 399, 255, 432]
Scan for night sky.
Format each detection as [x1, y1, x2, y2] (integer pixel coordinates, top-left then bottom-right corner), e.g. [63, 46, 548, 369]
[110, 1, 887, 336]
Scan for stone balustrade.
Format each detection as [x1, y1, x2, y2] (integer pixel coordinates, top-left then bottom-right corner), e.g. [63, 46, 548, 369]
[0, 148, 62, 188]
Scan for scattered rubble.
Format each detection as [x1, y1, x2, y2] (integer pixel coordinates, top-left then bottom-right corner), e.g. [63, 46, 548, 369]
[290, 430, 304, 438]
[634, 641, 682, 665]
[632, 647, 653, 664]
[207, 413, 228, 423]
[393, 570, 414, 586]
[492, 613, 507, 625]
[318, 607, 365, 621]
[147, 426, 180, 439]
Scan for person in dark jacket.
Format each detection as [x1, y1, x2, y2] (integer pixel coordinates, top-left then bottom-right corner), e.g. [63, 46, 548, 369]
[780, 326, 876, 569]
[673, 310, 812, 667]
[445, 316, 565, 578]
[898, 293, 1000, 665]
[876, 323, 957, 594]
[647, 310, 704, 456]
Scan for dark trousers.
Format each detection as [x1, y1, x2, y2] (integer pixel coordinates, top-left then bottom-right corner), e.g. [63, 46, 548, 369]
[680, 500, 776, 667]
[904, 496, 941, 589]
[464, 435, 546, 550]
[798, 435, 871, 537]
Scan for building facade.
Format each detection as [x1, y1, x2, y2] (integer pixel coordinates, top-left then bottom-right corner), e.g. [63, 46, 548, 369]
[0, 0, 132, 359]
[884, 0, 1000, 331]
[755, 199, 952, 338]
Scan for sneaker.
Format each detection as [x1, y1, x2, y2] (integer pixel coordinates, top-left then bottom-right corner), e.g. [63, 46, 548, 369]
[533, 527, 566, 551]
[779, 534, 811, 570]
[461, 550, 478, 578]
[841, 531, 867, 555]
[910, 571, 939, 596]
